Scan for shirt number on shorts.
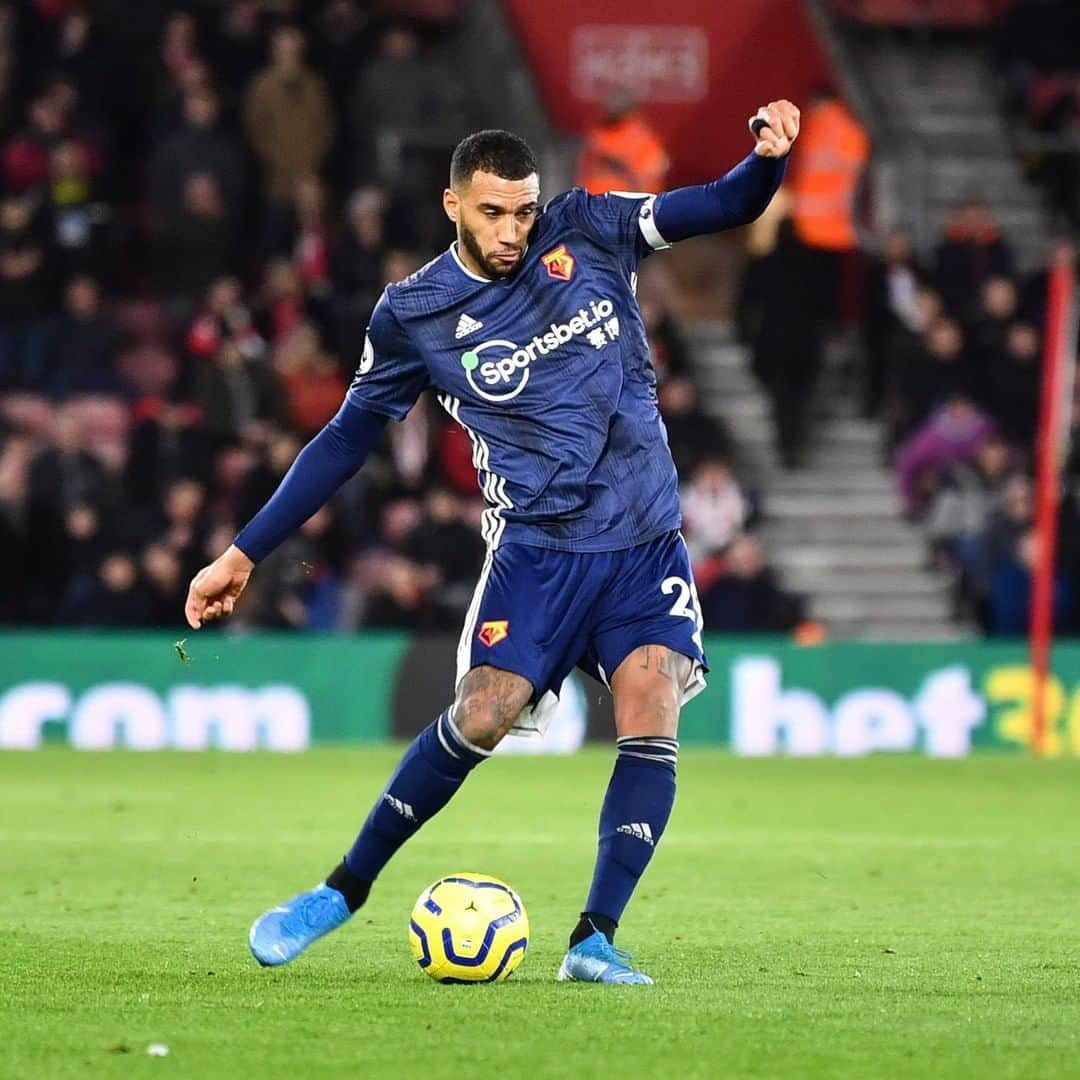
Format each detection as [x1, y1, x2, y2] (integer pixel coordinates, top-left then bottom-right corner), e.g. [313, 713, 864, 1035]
[661, 575, 703, 650]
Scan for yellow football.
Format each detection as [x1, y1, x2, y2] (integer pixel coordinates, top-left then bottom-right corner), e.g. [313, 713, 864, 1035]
[408, 872, 529, 983]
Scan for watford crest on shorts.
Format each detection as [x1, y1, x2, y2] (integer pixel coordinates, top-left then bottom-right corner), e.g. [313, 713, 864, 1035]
[477, 620, 510, 647]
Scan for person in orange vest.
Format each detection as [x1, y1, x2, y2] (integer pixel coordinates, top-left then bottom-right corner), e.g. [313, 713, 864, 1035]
[576, 88, 670, 195]
[785, 86, 870, 323]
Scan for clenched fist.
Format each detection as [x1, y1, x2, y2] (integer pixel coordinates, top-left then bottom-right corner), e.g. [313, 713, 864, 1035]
[750, 99, 800, 158]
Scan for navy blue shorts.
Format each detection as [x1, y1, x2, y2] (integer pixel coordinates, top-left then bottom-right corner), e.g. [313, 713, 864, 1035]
[455, 530, 708, 715]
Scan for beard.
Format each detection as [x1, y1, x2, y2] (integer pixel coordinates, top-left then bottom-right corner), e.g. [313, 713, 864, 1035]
[460, 221, 522, 280]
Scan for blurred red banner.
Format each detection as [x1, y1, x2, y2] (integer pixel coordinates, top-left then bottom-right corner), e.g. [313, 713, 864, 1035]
[505, 0, 834, 186]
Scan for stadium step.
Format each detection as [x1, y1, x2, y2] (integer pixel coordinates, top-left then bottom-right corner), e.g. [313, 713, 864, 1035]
[782, 568, 944, 597]
[823, 616, 974, 642]
[811, 592, 952, 623]
[769, 542, 926, 572]
[768, 470, 896, 496]
[688, 316, 966, 640]
[766, 492, 902, 517]
[761, 516, 923, 545]
[834, 25, 1055, 270]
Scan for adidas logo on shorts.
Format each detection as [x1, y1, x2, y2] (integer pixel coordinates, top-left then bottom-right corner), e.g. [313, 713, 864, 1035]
[384, 794, 417, 821]
[616, 822, 654, 845]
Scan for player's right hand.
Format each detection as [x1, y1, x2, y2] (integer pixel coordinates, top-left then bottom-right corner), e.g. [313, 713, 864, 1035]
[184, 544, 255, 629]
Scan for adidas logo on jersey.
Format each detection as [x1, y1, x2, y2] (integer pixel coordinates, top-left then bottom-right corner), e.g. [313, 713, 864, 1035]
[616, 822, 654, 845]
[455, 313, 484, 339]
[384, 794, 417, 821]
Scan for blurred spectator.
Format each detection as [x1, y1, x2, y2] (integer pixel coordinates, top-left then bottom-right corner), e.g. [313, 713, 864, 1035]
[986, 322, 1041, 447]
[33, 276, 123, 399]
[361, 553, 440, 628]
[244, 25, 335, 205]
[23, 405, 117, 620]
[925, 436, 1015, 562]
[892, 316, 971, 441]
[933, 201, 1014, 323]
[0, 429, 31, 621]
[157, 172, 237, 305]
[59, 550, 150, 627]
[235, 429, 303, 527]
[259, 258, 312, 345]
[897, 396, 996, 515]
[983, 474, 1035, 575]
[680, 457, 749, 564]
[355, 496, 436, 628]
[124, 394, 204, 510]
[267, 173, 332, 306]
[784, 87, 870, 326]
[185, 276, 265, 364]
[4, 92, 70, 192]
[144, 476, 210, 584]
[640, 297, 689, 382]
[989, 528, 1073, 636]
[310, 0, 372, 123]
[272, 323, 346, 436]
[48, 138, 114, 282]
[330, 186, 388, 358]
[698, 534, 804, 633]
[576, 88, 669, 196]
[967, 276, 1018, 377]
[659, 376, 733, 480]
[141, 541, 187, 627]
[150, 86, 246, 226]
[248, 505, 345, 629]
[400, 486, 485, 626]
[1019, 239, 1075, 325]
[153, 12, 204, 134]
[196, 338, 287, 443]
[862, 228, 924, 418]
[739, 217, 822, 468]
[0, 192, 52, 387]
[348, 24, 465, 188]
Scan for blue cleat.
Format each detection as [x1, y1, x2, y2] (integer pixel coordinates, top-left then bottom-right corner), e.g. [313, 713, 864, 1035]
[557, 930, 654, 985]
[248, 883, 352, 967]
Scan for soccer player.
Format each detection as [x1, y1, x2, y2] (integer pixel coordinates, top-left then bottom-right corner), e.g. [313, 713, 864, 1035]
[185, 101, 799, 984]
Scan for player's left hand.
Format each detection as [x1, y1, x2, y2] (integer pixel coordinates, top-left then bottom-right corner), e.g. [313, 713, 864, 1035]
[750, 100, 800, 158]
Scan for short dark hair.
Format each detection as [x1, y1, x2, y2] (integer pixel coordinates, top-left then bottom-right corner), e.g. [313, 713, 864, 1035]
[450, 130, 538, 189]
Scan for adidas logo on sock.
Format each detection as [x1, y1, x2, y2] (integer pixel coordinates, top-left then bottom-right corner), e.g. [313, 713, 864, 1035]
[384, 794, 417, 821]
[454, 312, 483, 339]
[616, 822, 654, 845]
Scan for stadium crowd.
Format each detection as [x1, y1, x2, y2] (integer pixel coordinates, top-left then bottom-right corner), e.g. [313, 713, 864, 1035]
[0, 1, 803, 636]
[7, 3, 1072, 640]
[728, 73, 1078, 639]
[860, 203, 1078, 636]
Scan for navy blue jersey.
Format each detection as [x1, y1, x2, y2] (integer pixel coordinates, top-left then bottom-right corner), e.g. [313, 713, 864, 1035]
[347, 187, 680, 552]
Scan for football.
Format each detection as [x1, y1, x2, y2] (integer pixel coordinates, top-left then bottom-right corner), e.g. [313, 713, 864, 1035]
[408, 873, 530, 983]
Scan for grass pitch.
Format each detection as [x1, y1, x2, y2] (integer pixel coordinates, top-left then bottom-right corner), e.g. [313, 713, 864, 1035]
[2, 749, 1079, 1079]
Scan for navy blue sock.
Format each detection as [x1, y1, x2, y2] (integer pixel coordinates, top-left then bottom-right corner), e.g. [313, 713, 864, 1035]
[577, 736, 678, 941]
[341, 708, 488, 887]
